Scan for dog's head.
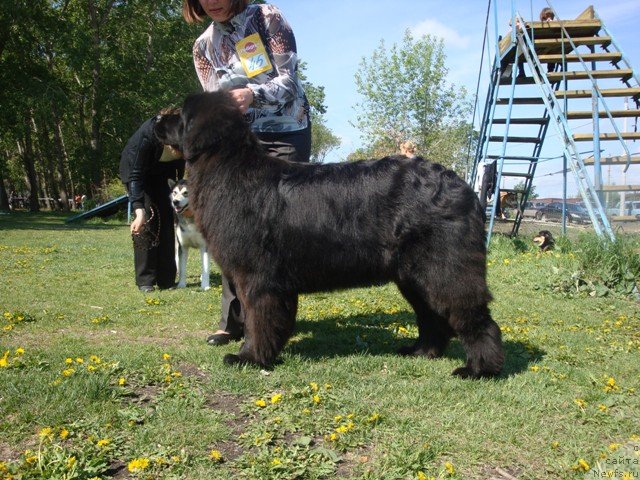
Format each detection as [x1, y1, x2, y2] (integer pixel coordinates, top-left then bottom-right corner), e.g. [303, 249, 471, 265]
[169, 179, 190, 215]
[533, 230, 555, 251]
[155, 91, 250, 161]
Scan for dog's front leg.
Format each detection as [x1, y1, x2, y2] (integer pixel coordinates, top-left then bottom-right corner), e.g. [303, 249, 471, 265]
[177, 245, 189, 288]
[223, 289, 297, 368]
[200, 247, 210, 290]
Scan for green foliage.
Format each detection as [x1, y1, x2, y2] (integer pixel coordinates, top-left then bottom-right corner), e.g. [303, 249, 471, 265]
[353, 30, 472, 171]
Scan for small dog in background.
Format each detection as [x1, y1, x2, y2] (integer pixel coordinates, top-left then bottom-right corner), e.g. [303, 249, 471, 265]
[169, 179, 210, 290]
[533, 230, 555, 251]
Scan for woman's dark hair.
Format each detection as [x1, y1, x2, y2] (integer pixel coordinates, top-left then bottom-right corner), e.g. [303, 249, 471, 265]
[182, 0, 249, 24]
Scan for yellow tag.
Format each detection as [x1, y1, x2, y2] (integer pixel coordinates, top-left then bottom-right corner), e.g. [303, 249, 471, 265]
[236, 33, 273, 78]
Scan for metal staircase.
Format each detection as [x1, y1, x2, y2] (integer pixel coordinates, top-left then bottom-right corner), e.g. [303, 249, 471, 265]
[472, 4, 640, 244]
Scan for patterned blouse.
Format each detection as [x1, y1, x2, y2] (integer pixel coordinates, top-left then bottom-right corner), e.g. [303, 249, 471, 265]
[193, 4, 309, 133]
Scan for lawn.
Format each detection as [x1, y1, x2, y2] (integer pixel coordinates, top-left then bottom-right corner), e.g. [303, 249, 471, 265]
[0, 212, 639, 479]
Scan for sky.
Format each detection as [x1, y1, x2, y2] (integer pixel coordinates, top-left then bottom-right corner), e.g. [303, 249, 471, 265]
[272, 0, 640, 198]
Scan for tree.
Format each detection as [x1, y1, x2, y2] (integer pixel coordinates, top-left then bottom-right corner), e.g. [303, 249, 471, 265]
[352, 30, 472, 171]
[513, 181, 538, 199]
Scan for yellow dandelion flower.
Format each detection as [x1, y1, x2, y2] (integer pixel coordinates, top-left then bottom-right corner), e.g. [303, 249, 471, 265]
[118, 377, 126, 386]
[90, 355, 101, 364]
[38, 427, 53, 440]
[329, 433, 338, 441]
[0, 351, 9, 368]
[310, 382, 319, 392]
[503, 259, 510, 265]
[598, 404, 608, 412]
[271, 457, 281, 466]
[25, 454, 38, 465]
[255, 399, 267, 408]
[66, 456, 76, 469]
[15, 347, 24, 355]
[171, 455, 181, 463]
[572, 458, 590, 472]
[609, 443, 621, 451]
[604, 377, 619, 393]
[271, 393, 283, 404]
[574, 398, 587, 408]
[334, 415, 343, 422]
[86, 365, 97, 372]
[368, 412, 381, 423]
[444, 461, 455, 475]
[529, 365, 540, 372]
[312, 395, 321, 404]
[551, 441, 560, 449]
[65, 358, 73, 364]
[324, 383, 332, 390]
[398, 326, 409, 335]
[0, 462, 7, 472]
[97, 439, 111, 448]
[162, 353, 171, 360]
[127, 457, 150, 473]
[59, 428, 70, 440]
[336, 425, 349, 434]
[302, 408, 311, 414]
[75, 357, 84, 364]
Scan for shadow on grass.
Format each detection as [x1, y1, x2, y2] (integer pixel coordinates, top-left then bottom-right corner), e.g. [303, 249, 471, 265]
[287, 312, 545, 378]
[0, 211, 125, 231]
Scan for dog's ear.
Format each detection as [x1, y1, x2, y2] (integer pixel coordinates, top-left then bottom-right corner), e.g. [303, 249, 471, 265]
[168, 178, 176, 189]
[181, 91, 249, 160]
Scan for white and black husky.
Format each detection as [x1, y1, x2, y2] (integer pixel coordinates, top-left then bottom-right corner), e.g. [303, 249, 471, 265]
[169, 179, 210, 290]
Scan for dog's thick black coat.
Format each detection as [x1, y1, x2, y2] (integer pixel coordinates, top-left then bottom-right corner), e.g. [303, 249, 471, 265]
[154, 91, 504, 378]
[533, 230, 555, 251]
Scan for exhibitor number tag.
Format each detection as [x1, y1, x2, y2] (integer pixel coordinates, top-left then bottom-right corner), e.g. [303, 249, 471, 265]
[236, 33, 273, 78]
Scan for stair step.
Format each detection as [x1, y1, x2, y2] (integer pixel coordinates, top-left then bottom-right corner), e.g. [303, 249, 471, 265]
[501, 172, 533, 178]
[486, 154, 540, 161]
[538, 52, 622, 63]
[498, 76, 536, 86]
[534, 36, 611, 48]
[599, 184, 640, 192]
[567, 109, 640, 119]
[489, 136, 541, 143]
[492, 117, 548, 125]
[547, 69, 633, 82]
[555, 87, 640, 99]
[610, 215, 639, 221]
[573, 132, 640, 141]
[496, 97, 545, 105]
[583, 155, 640, 165]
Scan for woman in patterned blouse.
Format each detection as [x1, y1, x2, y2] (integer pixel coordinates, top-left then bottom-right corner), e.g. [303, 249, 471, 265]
[182, 0, 312, 346]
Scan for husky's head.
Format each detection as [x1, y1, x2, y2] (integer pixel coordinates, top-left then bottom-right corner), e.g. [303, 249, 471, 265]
[168, 179, 190, 215]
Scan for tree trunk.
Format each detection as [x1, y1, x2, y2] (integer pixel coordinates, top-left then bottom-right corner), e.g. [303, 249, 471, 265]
[21, 118, 40, 212]
[0, 167, 9, 211]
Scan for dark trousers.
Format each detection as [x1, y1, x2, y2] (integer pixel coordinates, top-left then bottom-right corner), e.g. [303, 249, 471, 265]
[132, 176, 176, 288]
[218, 125, 311, 335]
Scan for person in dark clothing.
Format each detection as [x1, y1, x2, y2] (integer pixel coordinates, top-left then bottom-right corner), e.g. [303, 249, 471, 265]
[119, 109, 185, 292]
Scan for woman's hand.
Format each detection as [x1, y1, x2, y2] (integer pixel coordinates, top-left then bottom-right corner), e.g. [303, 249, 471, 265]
[131, 208, 146, 234]
[229, 88, 254, 113]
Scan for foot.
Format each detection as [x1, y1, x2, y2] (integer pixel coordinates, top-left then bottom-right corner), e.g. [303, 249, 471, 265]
[138, 285, 155, 293]
[206, 331, 242, 346]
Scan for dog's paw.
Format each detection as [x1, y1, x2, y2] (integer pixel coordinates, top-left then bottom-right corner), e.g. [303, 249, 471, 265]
[202, 285, 211, 291]
[223, 354, 243, 366]
[451, 366, 473, 378]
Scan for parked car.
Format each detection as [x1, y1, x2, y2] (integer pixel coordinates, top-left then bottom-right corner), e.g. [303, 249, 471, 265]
[606, 201, 640, 217]
[535, 202, 591, 224]
[522, 201, 547, 218]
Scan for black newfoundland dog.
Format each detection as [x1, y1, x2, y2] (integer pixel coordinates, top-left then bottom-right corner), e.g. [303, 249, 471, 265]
[154, 91, 504, 378]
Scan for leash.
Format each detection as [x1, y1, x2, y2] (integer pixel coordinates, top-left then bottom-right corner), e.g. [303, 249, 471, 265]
[131, 204, 161, 250]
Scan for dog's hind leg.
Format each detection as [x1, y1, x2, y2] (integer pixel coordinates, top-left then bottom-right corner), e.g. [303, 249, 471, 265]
[223, 289, 298, 369]
[200, 247, 210, 291]
[396, 282, 454, 359]
[448, 305, 504, 379]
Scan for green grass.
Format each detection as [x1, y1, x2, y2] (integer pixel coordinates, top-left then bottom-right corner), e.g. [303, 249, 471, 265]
[1, 212, 639, 479]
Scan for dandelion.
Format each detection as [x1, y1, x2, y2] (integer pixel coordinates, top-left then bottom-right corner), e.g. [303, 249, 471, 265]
[65, 358, 73, 364]
[162, 353, 171, 360]
[75, 357, 84, 364]
[503, 259, 510, 265]
[0, 351, 9, 368]
[38, 427, 53, 440]
[598, 404, 608, 412]
[59, 428, 70, 440]
[255, 399, 267, 408]
[127, 457, 150, 473]
[368, 412, 381, 423]
[66, 456, 77, 469]
[118, 377, 126, 386]
[270, 393, 283, 404]
[25, 452, 38, 465]
[309, 382, 319, 392]
[334, 415, 343, 423]
[444, 461, 455, 475]
[604, 377, 620, 393]
[529, 365, 540, 372]
[574, 398, 587, 408]
[609, 443, 621, 451]
[312, 395, 321, 404]
[572, 458, 590, 472]
[271, 458, 281, 466]
[324, 383, 332, 390]
[15, 347, 24, 355]
[97, 439, 111, 448]
[551, 441, 560, 449]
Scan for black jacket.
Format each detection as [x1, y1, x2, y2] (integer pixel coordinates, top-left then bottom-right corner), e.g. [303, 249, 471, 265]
[119, 117, 184, 210]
